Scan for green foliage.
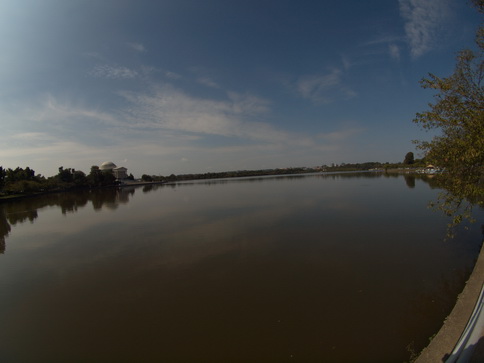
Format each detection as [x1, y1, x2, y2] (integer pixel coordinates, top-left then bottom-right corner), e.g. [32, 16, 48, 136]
[6, 167, 36, 182]
[87, 166, 103, 187]
[57, 166, 75, 183]
[87, 166, 116, 187]
[6, 180, 43, 194]
[141, 174, 153, 182]
[413, 3, 484, 229]
[0, 167, 43, 195]
[403, 152, 415, 165]
[0, 164, 119, 197]
[73, 170, 87, 186]
[0, 167, 5, 190]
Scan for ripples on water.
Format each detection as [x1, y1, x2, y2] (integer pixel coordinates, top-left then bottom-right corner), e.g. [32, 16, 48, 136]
[0, 172, 482, 362]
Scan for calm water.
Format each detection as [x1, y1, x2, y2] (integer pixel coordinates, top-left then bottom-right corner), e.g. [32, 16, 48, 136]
[0, 172, 483, 362]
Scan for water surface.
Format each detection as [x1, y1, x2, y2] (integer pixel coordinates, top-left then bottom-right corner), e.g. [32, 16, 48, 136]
[0, 173, 482, 362]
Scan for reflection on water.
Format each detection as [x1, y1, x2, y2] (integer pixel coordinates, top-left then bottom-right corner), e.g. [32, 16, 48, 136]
[0, 187, 137, 253]
[0, 172, 482, 362]
[404, 174, 416, 188]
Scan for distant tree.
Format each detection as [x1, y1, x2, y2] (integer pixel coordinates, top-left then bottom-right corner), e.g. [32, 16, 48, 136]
[102, 171, 116, 185]
[6, 167, 33, 182]
[88, 166, 116, 187]
[24, 167, 35, 180]
[403, 152, 415, 165]
[141, 174, 153, 182]
[57, 167, 74, 183]
[0, 167, 6, 190]
[73, 170, 87, 186]
[87, 166, 102, 186]
[413, 0, 483, 228]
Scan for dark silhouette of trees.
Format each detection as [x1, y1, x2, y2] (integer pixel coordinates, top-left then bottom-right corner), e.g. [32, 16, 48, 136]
[0, 167, 6, 190]
[0, 164, 119, 196]
[404, 152, 415, 165]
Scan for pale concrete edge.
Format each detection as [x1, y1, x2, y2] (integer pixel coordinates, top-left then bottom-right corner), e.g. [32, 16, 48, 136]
[415, 244, 484, 363]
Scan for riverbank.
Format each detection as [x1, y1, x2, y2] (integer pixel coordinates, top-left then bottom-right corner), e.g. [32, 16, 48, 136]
[415, 244, 484, 362]
[0, 180, 166, 203]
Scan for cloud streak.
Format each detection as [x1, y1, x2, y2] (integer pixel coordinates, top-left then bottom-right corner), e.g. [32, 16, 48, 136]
[3, 133, 104, 162]
[295, 69, 356, 104]
[119, 85, 292, 143]
[126, 42, 146, 52]
[389, 44, 401, 61]
[399, 0, 450, 58]
[197, 77, 220, 88]
[90, 64, 138, 79]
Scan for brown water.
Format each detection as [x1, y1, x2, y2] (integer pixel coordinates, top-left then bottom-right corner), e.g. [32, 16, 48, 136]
[0, 172, 482, 362]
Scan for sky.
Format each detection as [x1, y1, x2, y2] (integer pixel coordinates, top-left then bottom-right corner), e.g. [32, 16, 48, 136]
[0, 0, 481, 178]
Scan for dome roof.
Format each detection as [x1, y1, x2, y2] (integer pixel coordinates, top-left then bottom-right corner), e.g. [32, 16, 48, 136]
[100, 161, 117, 170]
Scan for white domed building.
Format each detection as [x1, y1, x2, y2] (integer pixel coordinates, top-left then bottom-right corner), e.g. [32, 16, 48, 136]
[100, 161, 128, 180]
[100, 161, 117, 171]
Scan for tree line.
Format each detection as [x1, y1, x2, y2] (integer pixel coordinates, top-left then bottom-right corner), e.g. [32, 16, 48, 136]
[0, 165, 134, 196]
[2, 150, 430, 198]
[140, 156, 425, 184]
[142, 167, 319, 183]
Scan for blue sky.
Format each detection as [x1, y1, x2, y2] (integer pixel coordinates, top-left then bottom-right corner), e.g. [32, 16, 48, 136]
[0, 0, 481, 177]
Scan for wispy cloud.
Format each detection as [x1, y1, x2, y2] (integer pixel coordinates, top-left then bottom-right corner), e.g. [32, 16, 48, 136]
[317, 127, 363, 142]
[39, 95, 119, 126]
[399, 0, 450, 58]
[388, 44, 401, 61]
[82, 51, 106, 61]
[197, 76, 220, 88]
[164, 71, 182, 80]
[297, 69, 341, 101]
[10, 132, 53, 142]
[90, 64, 138, 79]
[227, 92, 270, 115]
[3, 132, 103, 161]
[126, 42, 146, 52]
[295, 69, 356, 104]
[119, 85, 288, 143]
[358, 35, 405, 62]
[363, 35, 405, 47]
[189, 66, 220, 88]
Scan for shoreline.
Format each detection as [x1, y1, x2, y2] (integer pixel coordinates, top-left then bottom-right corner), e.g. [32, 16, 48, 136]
[0, 180, 166, 203]
[0, 168, 430, 204]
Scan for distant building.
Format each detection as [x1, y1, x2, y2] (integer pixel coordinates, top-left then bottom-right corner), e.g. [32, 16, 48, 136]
[113, 167, 128, 180]
[100, 161, 117, 172]
[100, 161, 129, 181]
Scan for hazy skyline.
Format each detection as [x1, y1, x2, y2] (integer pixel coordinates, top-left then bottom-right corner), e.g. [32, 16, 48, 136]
[1, 0, 480, 177]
